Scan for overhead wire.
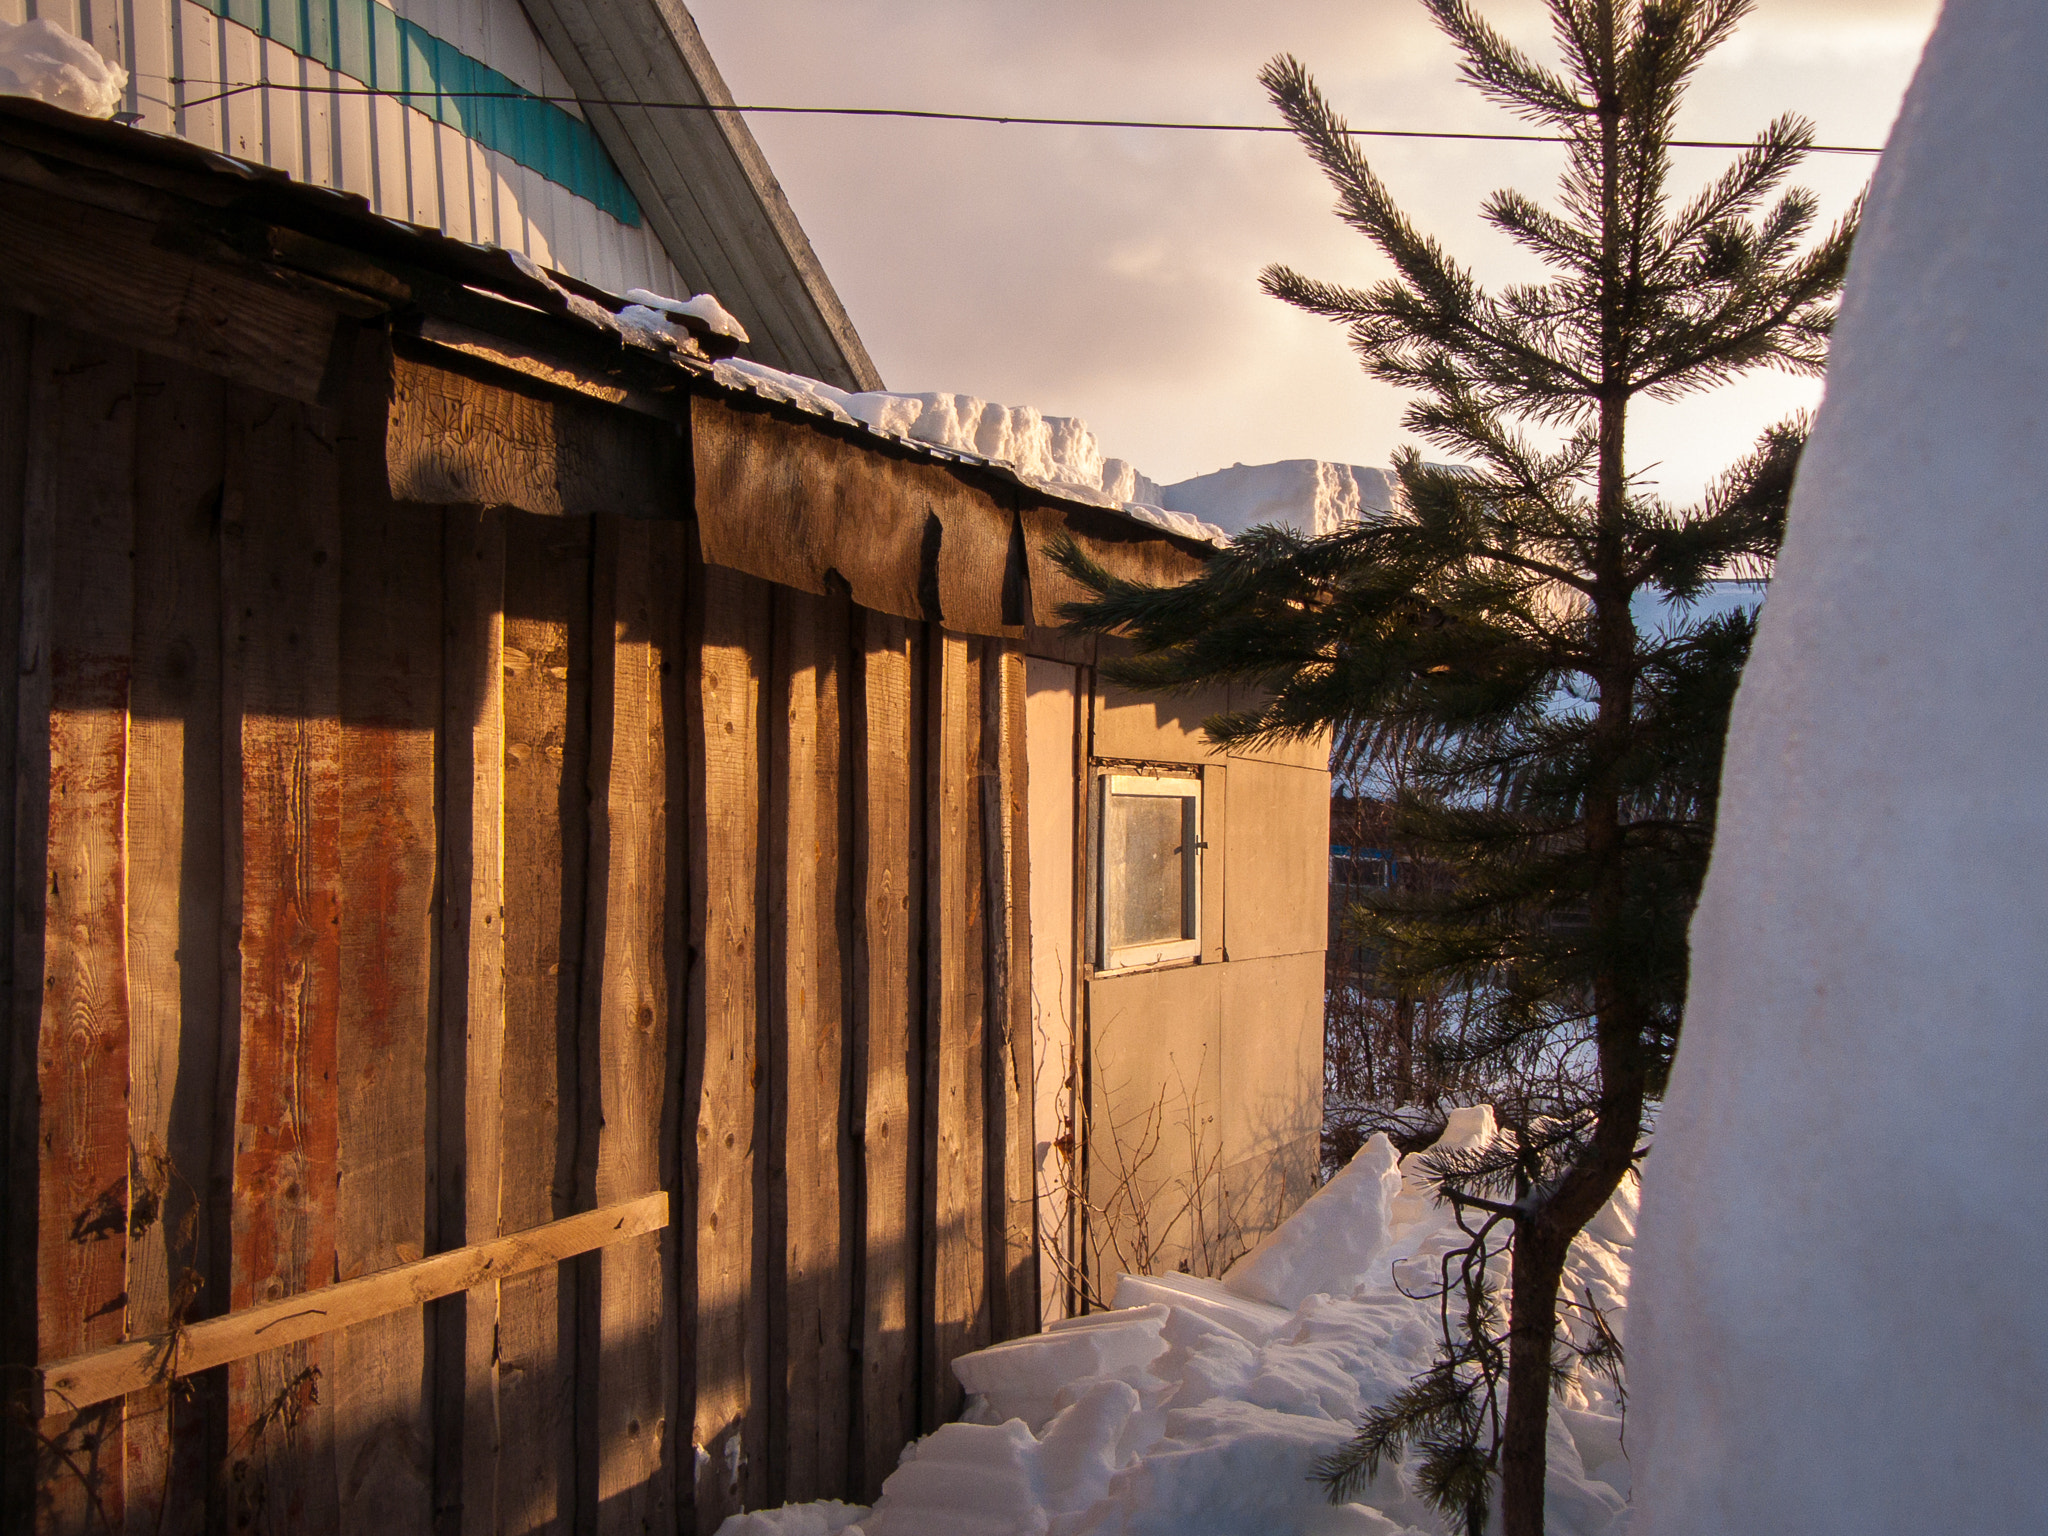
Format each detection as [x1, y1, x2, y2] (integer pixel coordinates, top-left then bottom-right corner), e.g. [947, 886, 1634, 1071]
[156, 78, 1885, 154]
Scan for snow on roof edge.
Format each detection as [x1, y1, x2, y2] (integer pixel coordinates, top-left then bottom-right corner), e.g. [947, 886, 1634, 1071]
[704, 356, 1231, 548]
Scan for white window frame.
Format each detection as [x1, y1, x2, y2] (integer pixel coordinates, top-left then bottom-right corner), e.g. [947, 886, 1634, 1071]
[1095, 771, 1203, 971]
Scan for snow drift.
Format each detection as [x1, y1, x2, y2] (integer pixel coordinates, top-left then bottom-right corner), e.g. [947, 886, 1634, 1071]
[0, 18, 126, 118]
[721, 1109, 1637, 1536]
[1158, 460, 1395, 540]
[1628, 3, 2048, 1533]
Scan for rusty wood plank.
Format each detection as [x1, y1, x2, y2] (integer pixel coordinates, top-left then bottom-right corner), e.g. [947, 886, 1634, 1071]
[580, 515, 676, 1531]
[0, 180, 343, 405]
[690, 395, 1023, 638]
[924, 632, 987, 1426]
[983, 644, 1037, 1341]
[495, 510, 592, 1535]
[23, 326, 137, 1534]
[851, 610, 921, 1493]
[385, 348, 682, 522]
[437, 504, 506, 1536]
[685, 559, 770, 1529]
[222, 390, 342, 1535]
[124, 355, 227, 1536]
[0, 307, 31, 1530]
[34, 1194, 671, 1417]
[333, 459, 443, 1535]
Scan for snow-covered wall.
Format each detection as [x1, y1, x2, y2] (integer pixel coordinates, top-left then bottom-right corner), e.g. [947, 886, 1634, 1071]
[1629, 3, 2048, 1532]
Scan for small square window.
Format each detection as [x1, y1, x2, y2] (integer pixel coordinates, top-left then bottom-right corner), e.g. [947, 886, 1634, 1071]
[1095, 772, 1202, 970]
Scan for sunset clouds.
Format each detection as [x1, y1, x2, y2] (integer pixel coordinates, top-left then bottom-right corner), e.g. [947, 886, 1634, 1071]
[689, 0, 1935, 497]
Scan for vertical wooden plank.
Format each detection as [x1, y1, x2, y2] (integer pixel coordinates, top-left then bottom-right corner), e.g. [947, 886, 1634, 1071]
[495, 510, 589, 1534]
[852, 611, 921, 1495]
[658, 526, 690, 1535]
[0, 307, 37, 1532]
[764, 589, 814, 1508]
[813, 595, 854, 1496]
[437, 505, 505, 1536]
[332, 415, 442, 1535]
[767, 586, 849, 1505]
[685, 560, 770, 1530]
[124, 355, 226, 1536]
[581, 515, 676, 1531]
[222, 391, 341, 1535]
[984, 645, 1037, 1341]
[24, 327, 136, 1533]
[923, 632, 986, 1425]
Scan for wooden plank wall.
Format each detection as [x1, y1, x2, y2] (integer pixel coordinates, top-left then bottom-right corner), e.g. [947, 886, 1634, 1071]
[0, 315, 1039, 1534]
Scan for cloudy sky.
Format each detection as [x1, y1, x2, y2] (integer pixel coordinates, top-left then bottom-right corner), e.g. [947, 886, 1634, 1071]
[688, 0, 1938, 501]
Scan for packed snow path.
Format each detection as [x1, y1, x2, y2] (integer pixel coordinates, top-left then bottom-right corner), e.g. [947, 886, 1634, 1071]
[721, 1108, 1638, 1536]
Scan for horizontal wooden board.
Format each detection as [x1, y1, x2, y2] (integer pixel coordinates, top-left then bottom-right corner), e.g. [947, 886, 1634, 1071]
[1019, 501, 1209, 630]
[386, 347, 683, 520]
[32, 1194, 670, 1417]
[692, 395, 1020, 637]
[0, 178, 343, 403]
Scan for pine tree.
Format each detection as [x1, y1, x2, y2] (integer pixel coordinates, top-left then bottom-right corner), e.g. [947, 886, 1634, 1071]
[1053, 4, 1856, 1533]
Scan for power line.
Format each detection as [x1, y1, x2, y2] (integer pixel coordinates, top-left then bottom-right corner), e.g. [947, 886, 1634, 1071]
[158, 77, 1885, 155]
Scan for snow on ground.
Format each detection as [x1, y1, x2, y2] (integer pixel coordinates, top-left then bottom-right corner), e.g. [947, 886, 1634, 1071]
[0, 17, 126, 117]
[721, 1107, 1637, 1536]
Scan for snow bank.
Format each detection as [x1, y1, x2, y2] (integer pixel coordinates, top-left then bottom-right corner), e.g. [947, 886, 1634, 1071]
[1159, 460, 1395, 539]
[721, 1115, 1637, 1536]
[1222, 1132, 1399, 1310]
[1629, 3, 2048, 1533]
[0, 17, 126, 117]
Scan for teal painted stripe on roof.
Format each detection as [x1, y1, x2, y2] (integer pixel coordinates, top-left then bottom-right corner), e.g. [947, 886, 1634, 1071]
[194, 0, 642, 226]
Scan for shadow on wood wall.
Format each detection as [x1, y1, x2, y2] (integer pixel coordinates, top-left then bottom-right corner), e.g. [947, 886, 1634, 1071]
[0, 315, 1038, 1535]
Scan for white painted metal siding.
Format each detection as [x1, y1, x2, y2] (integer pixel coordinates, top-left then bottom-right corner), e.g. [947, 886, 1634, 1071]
[2, 0, 688, 299]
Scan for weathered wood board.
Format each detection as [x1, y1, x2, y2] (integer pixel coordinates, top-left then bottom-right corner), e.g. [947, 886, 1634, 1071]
[692, 396, 1022, 638]
[0, 303, 1085, 1536]
[27, 325, 137, 1532]
[223, 389, 342, 1536]
[925, 634, 989, 1424]
[852, 611, 923, 1497]
[125, 353, 226, 1536]
[686, 558, 773, 1530]
[494, 510, 591, 1533]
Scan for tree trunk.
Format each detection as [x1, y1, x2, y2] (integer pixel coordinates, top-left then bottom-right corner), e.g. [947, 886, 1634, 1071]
[1392, 990, 1415, 1103]
[1499, 1224, 1572, 1536]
